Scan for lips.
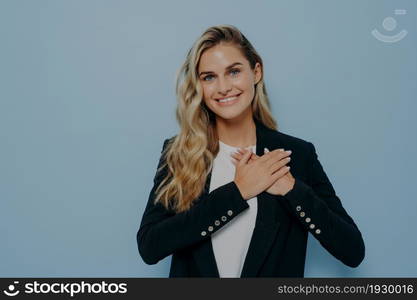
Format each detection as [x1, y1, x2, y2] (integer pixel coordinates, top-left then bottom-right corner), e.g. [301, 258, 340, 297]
[215, 93, 242, 102]
[213, 93, 242, 107]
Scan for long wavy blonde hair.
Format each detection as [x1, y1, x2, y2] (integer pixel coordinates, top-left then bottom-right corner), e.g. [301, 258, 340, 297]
[154, 24, 278, 213]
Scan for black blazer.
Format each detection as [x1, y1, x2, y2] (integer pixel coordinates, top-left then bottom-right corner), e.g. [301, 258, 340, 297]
[137, 119, 365, 277]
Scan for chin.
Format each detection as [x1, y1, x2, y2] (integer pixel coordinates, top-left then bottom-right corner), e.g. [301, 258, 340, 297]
[215, 110, 250, 122]
[206, 100, 253, 122]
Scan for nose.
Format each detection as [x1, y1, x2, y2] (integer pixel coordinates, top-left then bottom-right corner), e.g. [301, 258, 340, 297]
[217, 76, 232, 95]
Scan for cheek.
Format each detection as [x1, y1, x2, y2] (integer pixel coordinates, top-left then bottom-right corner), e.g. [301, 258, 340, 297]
[202, 87, 214, 108]
[203, 98, 211, 109]
[236, 75, 254, 91]
[201, 84, 214, 99]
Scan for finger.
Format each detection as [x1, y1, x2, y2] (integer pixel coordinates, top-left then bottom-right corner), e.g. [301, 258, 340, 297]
[269, 156, 291, 174]
[258, 148, 283, 163]
[270, 165, 291, 182]
[265, 149, 292, 166]
[236, 148, 247, 155]
[235, 148, 258, 161]
[237, 148, 253, 166]
[231, 152, 243, 161]
[250, 153, 260, 160]
[236, 150, 259, 159]
[237, 148, 252, 156]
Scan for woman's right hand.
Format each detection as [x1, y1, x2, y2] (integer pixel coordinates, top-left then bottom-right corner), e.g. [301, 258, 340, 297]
[233, 148, 292, 200]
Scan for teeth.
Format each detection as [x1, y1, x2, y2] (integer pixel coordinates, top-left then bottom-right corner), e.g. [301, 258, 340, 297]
[218, 96, 238, 103]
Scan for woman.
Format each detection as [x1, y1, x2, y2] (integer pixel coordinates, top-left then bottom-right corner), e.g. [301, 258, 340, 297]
[137, 24, 365, 277]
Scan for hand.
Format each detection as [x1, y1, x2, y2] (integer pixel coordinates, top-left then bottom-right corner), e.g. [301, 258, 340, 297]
[231, 148, 295, 196]
[232, 147, 292, 200]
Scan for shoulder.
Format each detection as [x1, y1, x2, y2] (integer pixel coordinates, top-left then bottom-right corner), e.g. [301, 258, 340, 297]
[263, 127, 314, 154]
[263, 129, 321, 180]
[161, 130, 316, 155]
[160, 135, 177, 151]
[276, 130, 311, 147]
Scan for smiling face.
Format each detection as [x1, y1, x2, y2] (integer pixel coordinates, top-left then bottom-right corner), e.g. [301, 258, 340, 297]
[198, 43, 262, 123]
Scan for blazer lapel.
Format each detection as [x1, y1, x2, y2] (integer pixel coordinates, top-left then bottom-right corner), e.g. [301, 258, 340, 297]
[240, 119, 283, 277]
[192, 119, 284, 277]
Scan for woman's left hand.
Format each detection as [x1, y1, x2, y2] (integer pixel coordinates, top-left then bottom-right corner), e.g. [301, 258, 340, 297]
[231, 148, 295, 196]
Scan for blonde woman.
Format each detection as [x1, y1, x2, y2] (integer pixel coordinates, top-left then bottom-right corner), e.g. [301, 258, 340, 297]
[137, 25, 365, 277]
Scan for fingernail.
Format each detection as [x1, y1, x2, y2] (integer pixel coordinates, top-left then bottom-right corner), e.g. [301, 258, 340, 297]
[278, 148, 284, 151]
[264, 147, 269, 153]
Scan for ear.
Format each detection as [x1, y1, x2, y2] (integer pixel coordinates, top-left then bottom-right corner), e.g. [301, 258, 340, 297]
[254, 62, 262, 85]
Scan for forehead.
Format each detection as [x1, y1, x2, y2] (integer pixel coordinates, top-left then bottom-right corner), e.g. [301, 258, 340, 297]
[198, 43, 247, 71]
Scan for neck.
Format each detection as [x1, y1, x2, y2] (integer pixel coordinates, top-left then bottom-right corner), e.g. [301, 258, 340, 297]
[215, 112, 256, 148]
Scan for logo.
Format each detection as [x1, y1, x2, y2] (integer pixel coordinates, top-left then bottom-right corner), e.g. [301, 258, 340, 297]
[2, 280, 127, 297]
[372, 9, 408, 43]
[3, 281, 20, 297]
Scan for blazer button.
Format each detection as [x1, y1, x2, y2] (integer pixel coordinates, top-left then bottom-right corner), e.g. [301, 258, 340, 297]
[309, 224, 315, 229]
[201, 231, 207, 236]
[221, 216, 227, 222]
[214, 220, 220, 226]
[305, 217, 311, 223]
[315, 229, 321, 234]
[296, 205, 301, 211]
[227, 210, 233, 216]
[300, 211, 305, 217]
[208, 226, 214, 232]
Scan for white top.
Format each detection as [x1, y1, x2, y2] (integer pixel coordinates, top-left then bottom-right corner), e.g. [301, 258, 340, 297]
[209, 140, 258, 278]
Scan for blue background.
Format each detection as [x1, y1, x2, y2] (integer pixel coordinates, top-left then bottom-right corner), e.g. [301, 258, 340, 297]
[1, 0, 416, 277]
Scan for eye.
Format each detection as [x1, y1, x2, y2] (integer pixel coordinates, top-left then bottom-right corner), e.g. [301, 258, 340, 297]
[202, 69, 240, 81]
[230, 68, 241, 76]
[202, 74, 214, 81]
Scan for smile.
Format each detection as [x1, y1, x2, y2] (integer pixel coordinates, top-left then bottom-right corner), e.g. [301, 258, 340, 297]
[215, 93, 242, 106]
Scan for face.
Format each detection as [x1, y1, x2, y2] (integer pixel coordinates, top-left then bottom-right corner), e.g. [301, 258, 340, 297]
[197, 43, 262, 123]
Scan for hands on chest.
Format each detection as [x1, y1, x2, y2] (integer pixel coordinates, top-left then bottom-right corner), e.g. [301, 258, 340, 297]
[231, 147, 295, 200]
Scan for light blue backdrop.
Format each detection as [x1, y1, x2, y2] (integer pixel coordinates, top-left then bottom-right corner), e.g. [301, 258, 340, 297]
[1, 0, 416, 277]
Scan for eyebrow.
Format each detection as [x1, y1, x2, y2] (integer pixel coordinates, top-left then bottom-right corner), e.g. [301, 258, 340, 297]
[199, 62, 243, 77]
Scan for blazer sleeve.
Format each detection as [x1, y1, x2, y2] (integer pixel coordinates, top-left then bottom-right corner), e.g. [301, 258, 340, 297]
[136, 139, 250, 265]
[282, 142, 365, 267]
